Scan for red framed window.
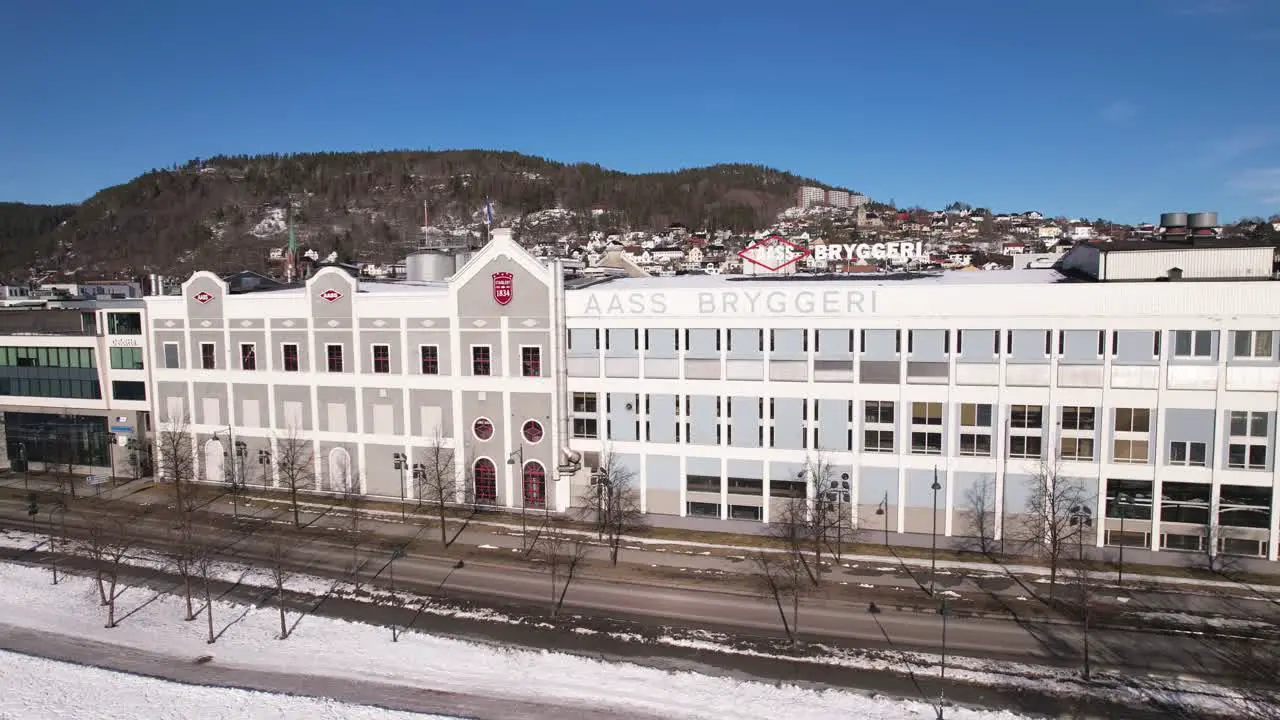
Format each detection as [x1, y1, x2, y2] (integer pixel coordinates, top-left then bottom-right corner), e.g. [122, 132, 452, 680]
[522, 420, 544, 444]
[474, 459, 497, 504]
[523, 462, 546, 509]
[282, 343, 300, 372]
[239, 343, 256, 371]
[326, 344, 344, 373]
[473, 418, 494, 441]
[471, 346, 491, 376]
[420, 345, 439, 375]
[521, 346, 541, 377]
[372, 344, 390, 374]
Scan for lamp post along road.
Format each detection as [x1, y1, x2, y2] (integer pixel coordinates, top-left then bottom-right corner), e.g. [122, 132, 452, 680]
[929, 467, 941, 598]
[875, 491, 889, 547]
[508, 447, 526, 552]
[1069, 502, 1094, 680]
[1115, 492, 1131, 584]
[392, 453, 407, 522]
[937, 598, 951, 719]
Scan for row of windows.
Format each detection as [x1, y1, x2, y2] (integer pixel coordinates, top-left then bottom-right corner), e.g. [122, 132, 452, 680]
[569, 328, 1275, 360]
[110, 347, 144, 370]
[0, 346, 96, 368]
[0, 377, 101, 400]
[178, 342, 543, 378]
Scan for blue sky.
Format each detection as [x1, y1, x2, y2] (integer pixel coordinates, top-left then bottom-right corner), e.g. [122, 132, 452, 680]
[2, 0, 1278, 223]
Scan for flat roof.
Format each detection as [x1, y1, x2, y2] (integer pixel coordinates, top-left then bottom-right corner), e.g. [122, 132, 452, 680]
[1092, 238, 1278, 253]
[579, 268, 1074, 291]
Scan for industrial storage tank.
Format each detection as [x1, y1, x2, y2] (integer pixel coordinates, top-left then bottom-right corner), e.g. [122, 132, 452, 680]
[1160, 212, 1189, 228]
[1188, 212, 1219, 228]
[405, 250, 457, 282]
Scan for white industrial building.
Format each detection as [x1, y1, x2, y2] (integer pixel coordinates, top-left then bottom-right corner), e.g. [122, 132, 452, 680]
[3, 227, 1279, 564]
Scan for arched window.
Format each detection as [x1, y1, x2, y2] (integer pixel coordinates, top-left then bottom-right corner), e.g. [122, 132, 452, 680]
[474, 458, 497, 505]
[523, 461, 546, 509]
[203, 439, 225, 484]
[329, 447, 352, 493]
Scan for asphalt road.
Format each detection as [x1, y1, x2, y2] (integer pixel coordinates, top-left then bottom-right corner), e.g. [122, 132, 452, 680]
[0, 492, 1272, 683]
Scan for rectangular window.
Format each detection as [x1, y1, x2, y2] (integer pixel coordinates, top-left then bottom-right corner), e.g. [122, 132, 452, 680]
[1229, 410, 1269, 438]
[572, 417, 598, 438]
[282, 343, 300, 372]
[686, 501, 720, 518]
[106, 312, 142, 335]
[1228, 411, 1268, 470]
[1009, 435, 1042, 459]
[864, 429, 894, 453]
[1228, 443, 1267, 470]
[111, 380, 147, 401]
[911, 401, 943, 426]
[200, 343, 216, 370]
[864, 400, 894, 425]
[959, 403, 992, 428]
[372, 344, 390, 374]
[572, 392, 598, 413]
[1113, 439, 1149, 464]
[109, 347, 144, 370]
[326, 344, 344, 373]
[1169, 441, 1207, 467]
[239, 343, 257, 371]
[1062, 406, 1095, 431]
[1059, 437, 1094, 461]
[910, 430, 942, 455]
[1233, 331, 1274, 359]
[471, 346, 491, 376]
[1010, 405, 1043, 430]
[522, 346, 542, 377]
[163, 343, 180, 369]
[1173, 330, 1213, 358]
[420, 345, 439, 375]
[1115, 408, 1151, 433]
[958, 433, 992, 456]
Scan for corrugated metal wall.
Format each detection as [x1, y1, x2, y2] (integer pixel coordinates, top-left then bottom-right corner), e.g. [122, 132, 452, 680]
[1104, 247, 1272, 281]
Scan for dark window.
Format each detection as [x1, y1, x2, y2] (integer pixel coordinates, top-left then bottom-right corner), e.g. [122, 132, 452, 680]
[239, 344, 256, 371]
[471, 346, 491, 376]
[372, 344, 390, 374]
[110, 347, 144, 370]
[572, 392, 597, 413]
[200, 343, 216, 370]
[106, 312, 142, 335]
[686, 501, 720, 518]
[473, 459, 497, 504]
[572, 417, 598, 438]
[111, 380, 147, 401]
[163, 343, 180, 369]
[522, 420, 544, 443]
[420, 346, 439, 375]
[522, 346, 542, 377]
[523, 462, 546, 509]
[686, 474, 721, 493]
[326, 344, 344, 372]
[282, 344, 300, 372]
[473, 418, 494, 441]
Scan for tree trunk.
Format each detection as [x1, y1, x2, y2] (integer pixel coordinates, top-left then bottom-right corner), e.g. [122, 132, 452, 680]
[437, 500, 448, 546]
[550, 565, 558, 617]
[351, 546, 360, 590]
[791, 591, 800, 643]
[183, 566, 195, 621]
[290, 487, 300, 528]
[203, 566, 215, 644]
[96, 569, 108, 606]
[276, 576, 288, 639]
[106, 575, 118, 628]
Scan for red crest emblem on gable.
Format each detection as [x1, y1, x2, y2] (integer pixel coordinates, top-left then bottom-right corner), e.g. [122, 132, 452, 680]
[319, 288, 343, 303]
[492, 271, 513, 306]
[193, 291, 214, 304]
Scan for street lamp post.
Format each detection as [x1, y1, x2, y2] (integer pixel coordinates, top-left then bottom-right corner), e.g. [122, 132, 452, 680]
[1068, 502, 1094, 680]
[929, 467, 942, 598]
[17, 442, 28, 491]
[508, 447, 526, 552]
[1115, 492, 1131, 585]
[257, 449, 272, 487]
[875, 491, 889, 547]
[937, 598, 951, 719]
[392, 453, 407, 521]
[411, 463, 425, 509]
[232, 440, 247, 519]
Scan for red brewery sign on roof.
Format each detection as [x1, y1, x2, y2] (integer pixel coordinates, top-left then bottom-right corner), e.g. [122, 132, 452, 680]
[319, 288, 344, 303]
[193, 291, 214, 304]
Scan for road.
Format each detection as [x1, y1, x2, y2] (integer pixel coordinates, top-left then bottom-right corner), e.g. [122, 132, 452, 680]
[0, 489, 1272, 685]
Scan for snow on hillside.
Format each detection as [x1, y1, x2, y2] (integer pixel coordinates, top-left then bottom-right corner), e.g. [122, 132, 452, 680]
[249, 208, 287, 238]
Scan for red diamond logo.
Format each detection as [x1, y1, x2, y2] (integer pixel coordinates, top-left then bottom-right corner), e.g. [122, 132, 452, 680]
[319, 288, 343, 303]
[193, 291, 214, 304]
[738, 234, 811, 272]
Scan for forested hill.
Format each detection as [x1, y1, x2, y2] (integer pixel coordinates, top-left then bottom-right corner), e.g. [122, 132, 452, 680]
[0, 150, 849, 278]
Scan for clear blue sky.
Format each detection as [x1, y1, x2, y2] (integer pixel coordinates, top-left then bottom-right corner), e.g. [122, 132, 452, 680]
[2, 0, 1279, 223]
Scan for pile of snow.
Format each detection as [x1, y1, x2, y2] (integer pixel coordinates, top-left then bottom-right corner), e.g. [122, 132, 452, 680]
[249, 208, 287, 238]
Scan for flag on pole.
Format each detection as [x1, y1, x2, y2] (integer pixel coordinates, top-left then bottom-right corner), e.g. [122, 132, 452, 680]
[484, 200, 494, 227]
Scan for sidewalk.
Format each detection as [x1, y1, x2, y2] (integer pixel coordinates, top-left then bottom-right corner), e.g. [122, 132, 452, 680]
[7, 473, 1280, 607]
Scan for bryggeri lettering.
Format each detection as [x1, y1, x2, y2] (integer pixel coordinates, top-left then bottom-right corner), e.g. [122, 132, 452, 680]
[580, 290, 877, 316]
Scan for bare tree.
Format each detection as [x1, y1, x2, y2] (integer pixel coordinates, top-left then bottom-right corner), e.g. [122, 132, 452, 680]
[194, 532, 219, 644]
[960, 475, 998, 557]
[416, 431, 459, 546]
[268, 534, 293, 640]
[533, 531, 589, 618]
[333, 452, 365, 590]
[169, 522, 198, 621]
[156, 415, 196, 516]
[751, 542, 811, 644]
[1019, 460, 1091, 603]
[1066, 533, 1097, 680]
[1198, 521, 1242, 577]
[576, 450, 644, 566]
[273, 427, 315, 528]
[804, 453, 857, 571]
[88, 516, 136, 629]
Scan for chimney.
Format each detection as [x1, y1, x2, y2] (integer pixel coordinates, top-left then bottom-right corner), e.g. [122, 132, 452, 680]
[1167, 267, 1183, 281]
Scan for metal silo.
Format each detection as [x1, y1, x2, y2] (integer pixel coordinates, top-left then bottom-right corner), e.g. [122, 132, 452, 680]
[405, 250, 457, 282]
[1160, 212, 1189, 229]
[1188, 212, 1219, 229]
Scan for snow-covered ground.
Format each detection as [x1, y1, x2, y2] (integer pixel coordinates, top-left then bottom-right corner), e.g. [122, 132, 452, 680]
[0, 560, 1028, 720]
[0, 650, 455, 720]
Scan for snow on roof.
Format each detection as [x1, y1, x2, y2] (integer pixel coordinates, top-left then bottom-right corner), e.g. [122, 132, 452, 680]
[580, 268, 1070, 292]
